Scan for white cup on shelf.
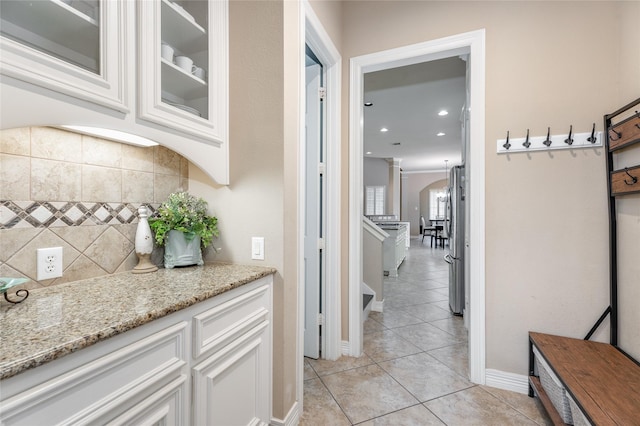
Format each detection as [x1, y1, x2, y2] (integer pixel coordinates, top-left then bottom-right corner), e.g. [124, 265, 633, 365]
[161, 43, 174, 62]
[192, 66, 206, 80]
[174, 55, 194, 73]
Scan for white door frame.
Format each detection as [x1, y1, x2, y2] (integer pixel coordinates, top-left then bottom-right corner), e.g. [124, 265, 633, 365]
[297, 0, 342, 409]
[348, 30, 486, 385]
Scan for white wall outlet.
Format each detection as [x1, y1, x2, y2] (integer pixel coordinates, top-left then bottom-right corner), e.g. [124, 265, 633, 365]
[251, 237, 264, 260]
[37, 247, 63, 280]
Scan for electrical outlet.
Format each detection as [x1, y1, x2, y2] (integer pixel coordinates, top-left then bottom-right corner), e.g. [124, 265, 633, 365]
[37, 247, 63, 280]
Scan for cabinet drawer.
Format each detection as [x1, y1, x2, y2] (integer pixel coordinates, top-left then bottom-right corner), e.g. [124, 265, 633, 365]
[105, 375, 188, 426]
[0, 322, 187, 426]
[193, 281, 271, 359]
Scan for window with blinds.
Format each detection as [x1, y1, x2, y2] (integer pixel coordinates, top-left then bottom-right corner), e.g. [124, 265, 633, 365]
[365, 186, 385, 216]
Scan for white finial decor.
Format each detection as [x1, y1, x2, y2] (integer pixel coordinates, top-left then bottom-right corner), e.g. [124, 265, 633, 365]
[132, 206, 158, 274]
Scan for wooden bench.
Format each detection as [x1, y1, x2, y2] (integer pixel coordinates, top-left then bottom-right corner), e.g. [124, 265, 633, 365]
[528, 332, 640, 425]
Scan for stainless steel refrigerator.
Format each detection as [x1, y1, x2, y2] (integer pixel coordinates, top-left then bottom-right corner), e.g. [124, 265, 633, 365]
[444, 165, 465, 315]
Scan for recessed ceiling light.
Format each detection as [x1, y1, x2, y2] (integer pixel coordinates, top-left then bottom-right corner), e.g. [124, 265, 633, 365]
[380, 127, 388, 132]
[438, 110, 448, 116]
[437, 132, 446, 136]
[366, 151, 372, 155]
[364, 102, 373, 107]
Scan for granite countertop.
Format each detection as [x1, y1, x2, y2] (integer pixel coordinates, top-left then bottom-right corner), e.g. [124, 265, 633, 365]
[0, 263, 276, 380]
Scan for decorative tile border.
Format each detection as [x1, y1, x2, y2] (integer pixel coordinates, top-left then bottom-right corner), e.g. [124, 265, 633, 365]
[0, 201, 159, 229]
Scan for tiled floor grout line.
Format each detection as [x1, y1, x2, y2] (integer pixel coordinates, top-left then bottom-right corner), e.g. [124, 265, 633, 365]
[311, 365, 357, 425]
[359, 306, 475, 424]
[302, 240, 551, 425]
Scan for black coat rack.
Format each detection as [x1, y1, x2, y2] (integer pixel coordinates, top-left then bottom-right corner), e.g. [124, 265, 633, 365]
[585, 97, 640, 365]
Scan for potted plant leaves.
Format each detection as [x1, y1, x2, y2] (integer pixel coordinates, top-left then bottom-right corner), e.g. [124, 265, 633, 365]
[149, 191, 219, 268]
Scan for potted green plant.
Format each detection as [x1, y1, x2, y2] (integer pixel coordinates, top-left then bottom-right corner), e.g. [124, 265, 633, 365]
[149, 191, 219, 268]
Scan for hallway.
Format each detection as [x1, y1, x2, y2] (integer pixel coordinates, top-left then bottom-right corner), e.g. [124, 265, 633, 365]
[300, 238, 551, 425]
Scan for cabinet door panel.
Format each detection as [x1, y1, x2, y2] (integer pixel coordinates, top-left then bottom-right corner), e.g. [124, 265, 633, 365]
[193, 282, 271, 358]
[0, 0, 127, 112]
[0, 323, 187, 426]
[193, 322, 271, 426]
[104, 375, 188, 426]
[137, 0, 228, 145]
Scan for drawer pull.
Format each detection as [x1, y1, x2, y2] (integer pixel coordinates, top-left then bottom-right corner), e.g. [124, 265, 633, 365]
[624, 168, 638, 186]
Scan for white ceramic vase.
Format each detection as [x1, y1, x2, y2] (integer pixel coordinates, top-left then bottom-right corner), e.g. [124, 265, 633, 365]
[164, 230, 204, 269]
[133, 206, 158, 274]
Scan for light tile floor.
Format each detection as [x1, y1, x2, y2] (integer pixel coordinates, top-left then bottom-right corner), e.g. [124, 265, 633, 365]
[301, 237, 551, 425]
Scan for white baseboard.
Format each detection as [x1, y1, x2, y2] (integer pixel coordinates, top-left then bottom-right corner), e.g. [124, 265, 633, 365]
[341, 340, 351, 356]
[372, 299, 384, 312]
[271, 400, 300, 426]
[485, 369, 529, 394]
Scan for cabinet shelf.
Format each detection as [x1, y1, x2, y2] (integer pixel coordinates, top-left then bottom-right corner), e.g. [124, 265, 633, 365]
[0, 0, 98, 62]
[161, 58, 207, 100]
[161, 0, 206, 55]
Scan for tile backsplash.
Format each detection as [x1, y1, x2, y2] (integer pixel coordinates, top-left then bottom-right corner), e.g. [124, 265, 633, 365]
[0, 127, 189, 290]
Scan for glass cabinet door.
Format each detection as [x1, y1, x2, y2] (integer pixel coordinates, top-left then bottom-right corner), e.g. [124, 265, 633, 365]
[138, 0, 228, 145]
[160, 0, 208, 120]
[0, 0, 126, 112]
[1, 0, 100, 73]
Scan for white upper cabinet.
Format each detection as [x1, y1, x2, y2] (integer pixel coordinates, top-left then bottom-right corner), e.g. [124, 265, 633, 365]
[138, 0, 228, 145]
[0, 0, 127, 112]
[0, 0, 229, 184]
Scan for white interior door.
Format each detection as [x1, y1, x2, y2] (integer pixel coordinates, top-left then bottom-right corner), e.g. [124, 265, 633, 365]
[304, 52, 324, 359]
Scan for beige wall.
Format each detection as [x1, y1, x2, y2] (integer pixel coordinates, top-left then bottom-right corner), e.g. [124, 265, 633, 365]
[404, 173, 446, 235]
[189, 0, 301, 419]
[419, 178, 448, 226]
[340, 1, 639, 375]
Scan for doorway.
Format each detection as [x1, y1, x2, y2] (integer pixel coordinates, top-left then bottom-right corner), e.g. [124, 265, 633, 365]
[303, 45, 324, 359]
[349, 30, 486, 384]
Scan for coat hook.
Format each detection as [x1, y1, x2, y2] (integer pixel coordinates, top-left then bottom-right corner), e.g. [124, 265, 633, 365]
[522, 129, 531, 148]
[624, 168, 638, 186]
[564, 125, 574, 145]
[587, 123, 597, 144]
[503, 131, 511, 150]
[543, 127, 552, 147]
[609, 127, 622, 141]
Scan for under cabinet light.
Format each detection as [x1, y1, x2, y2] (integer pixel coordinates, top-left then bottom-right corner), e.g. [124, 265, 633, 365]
[57, 126, 159, 147]
[438, 110, 448, 116]
[437, 132, 446, 136]
[380, 127, 389, 132]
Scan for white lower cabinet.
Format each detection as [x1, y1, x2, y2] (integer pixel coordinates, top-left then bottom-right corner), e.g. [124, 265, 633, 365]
[192, 322, 270, 425]
[192, 280, 272, 426]
[382, 225, 408, 278]
[0, 276, 272, 426]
